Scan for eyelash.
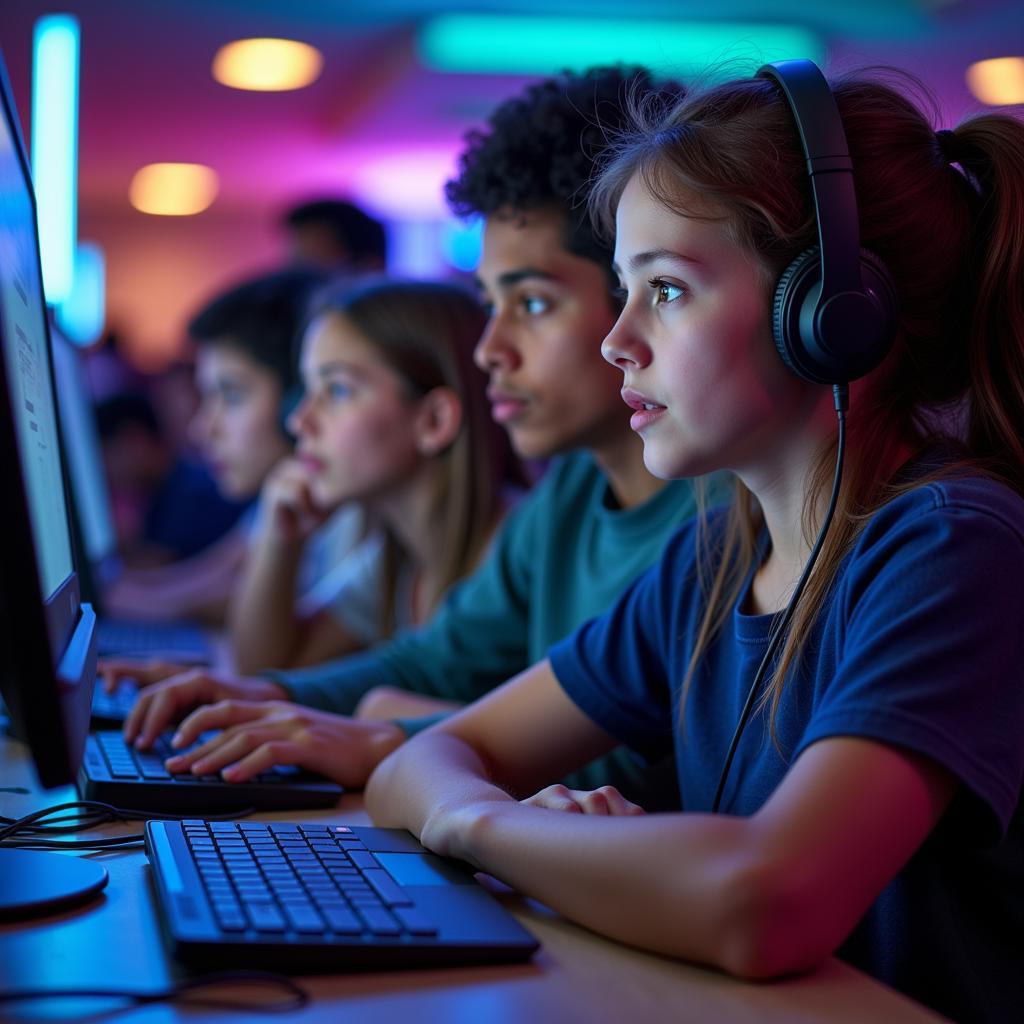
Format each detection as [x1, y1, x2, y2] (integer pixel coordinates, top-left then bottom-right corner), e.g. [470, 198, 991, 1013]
[648, 278, 686, 304]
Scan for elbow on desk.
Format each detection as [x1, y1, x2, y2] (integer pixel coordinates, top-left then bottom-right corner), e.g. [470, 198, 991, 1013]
[705, 855, 843, 982]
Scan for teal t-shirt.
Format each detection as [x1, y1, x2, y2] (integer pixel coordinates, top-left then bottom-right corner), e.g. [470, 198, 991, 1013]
[275, 453, 718, 807]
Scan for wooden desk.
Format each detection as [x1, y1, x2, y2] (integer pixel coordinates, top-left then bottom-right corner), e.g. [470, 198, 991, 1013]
[0, 738, 946, 1023]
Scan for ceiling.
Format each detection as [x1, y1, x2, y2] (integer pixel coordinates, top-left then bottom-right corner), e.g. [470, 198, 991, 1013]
[0, 0, 1021, 363]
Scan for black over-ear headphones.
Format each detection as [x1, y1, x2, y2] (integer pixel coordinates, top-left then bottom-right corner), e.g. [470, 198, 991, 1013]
[758, 60, 899, 386]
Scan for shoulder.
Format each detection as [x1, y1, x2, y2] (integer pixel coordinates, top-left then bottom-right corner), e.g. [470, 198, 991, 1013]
[840, 473, 1024, 606]
[854, 474, 1024, 555]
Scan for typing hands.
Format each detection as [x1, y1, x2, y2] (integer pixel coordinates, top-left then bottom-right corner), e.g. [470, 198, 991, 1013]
[160, 700, 404, 789]
[99, 658, 289, 749]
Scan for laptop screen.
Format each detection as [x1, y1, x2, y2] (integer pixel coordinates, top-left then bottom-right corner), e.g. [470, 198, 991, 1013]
[0, 92, 74, 601]
[51, 327, 118, 569]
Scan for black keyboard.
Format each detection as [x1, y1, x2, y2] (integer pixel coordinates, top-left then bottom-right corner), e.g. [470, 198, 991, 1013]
[146, 820, 540, 969]
[79, 732, 342, 811]
[91, 680, 138, 725]
[96, 618, 211, 661]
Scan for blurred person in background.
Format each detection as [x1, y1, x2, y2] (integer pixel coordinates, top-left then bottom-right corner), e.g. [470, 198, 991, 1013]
[229, 277, 524, 673]
[283, 198, 387, 274]
[103, 266, 347, 629]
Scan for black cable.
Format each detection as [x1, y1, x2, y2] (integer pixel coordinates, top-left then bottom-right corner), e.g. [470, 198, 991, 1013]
[711, 383, 849, 813]
[0, 970, 309, 1012]
[0, 800, 257, 851]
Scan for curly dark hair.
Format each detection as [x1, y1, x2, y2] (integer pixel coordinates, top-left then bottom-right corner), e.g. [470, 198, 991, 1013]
[446, 66, 682, 286]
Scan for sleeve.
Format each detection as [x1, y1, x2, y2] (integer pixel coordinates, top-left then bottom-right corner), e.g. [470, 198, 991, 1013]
[268, 486, 541, 715]
[797, 491, 1024, 841]
[296, 533, 387, 645]
[549, 529, 692, 763]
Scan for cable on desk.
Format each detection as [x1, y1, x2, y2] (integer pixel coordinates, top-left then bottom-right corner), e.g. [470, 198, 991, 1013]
[0, 800, 256, 851]
[0, 970, 309, 1012]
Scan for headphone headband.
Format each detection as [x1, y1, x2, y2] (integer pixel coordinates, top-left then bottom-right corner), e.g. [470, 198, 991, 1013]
[756, 60, 898, 386]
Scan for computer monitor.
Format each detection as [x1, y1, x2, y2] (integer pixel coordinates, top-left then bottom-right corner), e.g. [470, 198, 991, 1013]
[0, 48, 106, 917]
[50, 324, 120, 592]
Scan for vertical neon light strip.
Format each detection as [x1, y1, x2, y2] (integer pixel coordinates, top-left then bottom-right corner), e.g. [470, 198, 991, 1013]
[32, 14, 80, 305]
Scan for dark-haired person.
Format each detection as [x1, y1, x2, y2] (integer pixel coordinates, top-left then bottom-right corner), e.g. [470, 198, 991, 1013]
[107, 68, 723, 810]
[284, 198, 387, 273]
[95, 390, 247, 566]
[103, 267, 360, 628]
[365, 65, 1024, 1023]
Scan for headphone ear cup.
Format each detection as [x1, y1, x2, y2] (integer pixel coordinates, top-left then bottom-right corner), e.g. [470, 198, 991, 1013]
[772, 246, 899, 385]
[772, 246, 822, 382]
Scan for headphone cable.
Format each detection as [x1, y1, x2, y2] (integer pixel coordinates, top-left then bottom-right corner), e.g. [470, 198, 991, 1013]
[711, 383, 848, 813]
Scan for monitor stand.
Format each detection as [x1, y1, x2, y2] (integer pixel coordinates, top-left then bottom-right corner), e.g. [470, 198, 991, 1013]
[0, 848, 107, 920]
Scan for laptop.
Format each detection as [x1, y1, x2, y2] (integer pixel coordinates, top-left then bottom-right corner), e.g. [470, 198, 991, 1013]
[49, 325, 214, 725]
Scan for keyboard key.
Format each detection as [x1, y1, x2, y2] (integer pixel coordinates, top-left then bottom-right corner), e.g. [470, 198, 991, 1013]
[246, 902, 286, 932]
[363, 869, 413, 907]
[393, 906, 439, 936]
[283, 905, 325, 934]
[323, 907, 363, 934]
[357, 907, 401, 936]
[347, 850, 378, 871]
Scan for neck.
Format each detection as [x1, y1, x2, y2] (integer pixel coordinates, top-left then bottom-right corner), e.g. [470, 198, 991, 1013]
[589, 425, 666, 509]
[370, 464, 444, 574]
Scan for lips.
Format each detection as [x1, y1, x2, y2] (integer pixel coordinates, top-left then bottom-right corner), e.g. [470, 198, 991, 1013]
[620, 387, 666, 432]
[487, 385, 531, 424]
[296, 451, 326, 473]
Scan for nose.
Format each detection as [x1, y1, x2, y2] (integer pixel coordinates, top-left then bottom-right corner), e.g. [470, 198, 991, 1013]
[474, 312, 522, 374]
[601, 311, 650, 371]
[286, 393, 314, 439]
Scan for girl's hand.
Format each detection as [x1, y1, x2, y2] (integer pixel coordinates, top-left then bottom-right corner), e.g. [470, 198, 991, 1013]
[261, 457, 329, 546]
[162, 699, 404, 789]
[521, 783, 646, 816]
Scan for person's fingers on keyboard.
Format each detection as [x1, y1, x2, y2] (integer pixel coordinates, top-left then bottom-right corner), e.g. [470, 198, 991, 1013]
[169, 698, 268, 752]
[126, 672, 210, 748]
[220, 738, 305, 783]
[181, 727, 277, 776]
[98, 657, 182, 694]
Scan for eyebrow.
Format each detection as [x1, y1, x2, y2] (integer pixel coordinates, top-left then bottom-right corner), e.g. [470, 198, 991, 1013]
[312, 361, 368, 379]
[612, 249, 703, 277]
[474, 267, 559, 292]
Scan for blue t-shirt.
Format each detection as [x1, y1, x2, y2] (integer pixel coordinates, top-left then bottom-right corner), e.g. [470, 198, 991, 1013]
[550, 474, 1024, 1023]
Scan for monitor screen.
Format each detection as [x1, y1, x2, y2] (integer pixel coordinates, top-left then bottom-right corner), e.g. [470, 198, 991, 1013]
[0, 98, 73, 601]
[51, 328, 118, 569]
[0, 47, 94, 792]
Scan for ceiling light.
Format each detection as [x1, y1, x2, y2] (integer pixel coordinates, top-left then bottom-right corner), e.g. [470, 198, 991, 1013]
[966, 57, 1024, 105]
[212, 38, 323, 92]
[418, 16, 821, 76]
[129, 163, 218, 216]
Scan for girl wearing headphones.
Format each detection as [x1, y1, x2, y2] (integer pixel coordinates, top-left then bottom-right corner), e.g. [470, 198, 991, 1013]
[228, 278, 520, 672]
[365, 64, 1024, 1022]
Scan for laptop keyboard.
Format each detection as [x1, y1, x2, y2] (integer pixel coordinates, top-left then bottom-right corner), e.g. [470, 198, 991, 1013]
[95, 731, 303, 785]
[180, 820, 438, 938]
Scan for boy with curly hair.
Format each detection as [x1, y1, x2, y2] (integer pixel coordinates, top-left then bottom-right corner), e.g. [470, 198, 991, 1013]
[111, 67, 712, 807]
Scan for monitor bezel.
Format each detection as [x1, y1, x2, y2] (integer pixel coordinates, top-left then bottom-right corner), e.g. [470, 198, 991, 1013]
[0, 46, 94, 787]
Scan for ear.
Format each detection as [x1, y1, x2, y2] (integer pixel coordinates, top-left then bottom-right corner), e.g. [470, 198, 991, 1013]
[413, 386, 463, 457]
